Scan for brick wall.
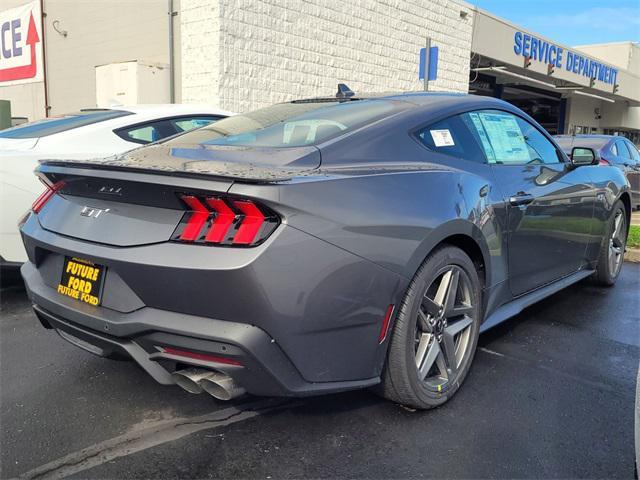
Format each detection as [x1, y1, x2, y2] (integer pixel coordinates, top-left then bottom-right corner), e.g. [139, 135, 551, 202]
[181, 0, 474, 112]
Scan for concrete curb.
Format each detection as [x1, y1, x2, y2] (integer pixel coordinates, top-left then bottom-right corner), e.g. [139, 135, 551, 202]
[624, 247, 640, 263]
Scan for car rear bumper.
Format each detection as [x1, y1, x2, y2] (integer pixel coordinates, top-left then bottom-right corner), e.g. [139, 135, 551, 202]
[23, 261, 381, 396]
[20, 213, 406, 396]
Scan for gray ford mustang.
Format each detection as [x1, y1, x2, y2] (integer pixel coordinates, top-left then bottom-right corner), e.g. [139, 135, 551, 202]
[20, 91, 631, 409]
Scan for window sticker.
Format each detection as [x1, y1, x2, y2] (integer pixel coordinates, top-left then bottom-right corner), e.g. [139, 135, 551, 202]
[468, 113, 495, 162]
[468, 112, 529, 163]
[430, 129, 455, 147]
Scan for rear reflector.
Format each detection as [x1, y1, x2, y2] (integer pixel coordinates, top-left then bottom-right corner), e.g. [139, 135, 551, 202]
[32, 181, 65, 213]
[161, 346, 243, 366]
[172, 194, 279, 247]
[378, 304, 395, 344]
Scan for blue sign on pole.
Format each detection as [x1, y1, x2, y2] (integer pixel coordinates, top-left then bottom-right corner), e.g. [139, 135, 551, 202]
[419, 46, 439, 81]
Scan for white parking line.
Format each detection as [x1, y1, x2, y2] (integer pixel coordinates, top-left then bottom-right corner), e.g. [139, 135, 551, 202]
[479, 347, 506, 357]
[19, 400, 293, 480]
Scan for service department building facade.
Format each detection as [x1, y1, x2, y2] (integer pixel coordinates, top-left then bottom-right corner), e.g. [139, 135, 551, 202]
[2, 0, 638, 141]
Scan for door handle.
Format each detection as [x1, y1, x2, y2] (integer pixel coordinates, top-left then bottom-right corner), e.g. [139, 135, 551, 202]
[509, 193, 535, 206]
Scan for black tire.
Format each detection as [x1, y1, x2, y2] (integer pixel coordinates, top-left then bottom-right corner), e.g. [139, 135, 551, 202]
[379, 245, 481, 409]
[593, 200, 628, 286]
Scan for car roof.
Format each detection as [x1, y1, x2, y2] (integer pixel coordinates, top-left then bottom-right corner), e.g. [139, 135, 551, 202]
[84, 104, 234, 117]
[287, 92, 519, 122]
[553, 135, 616, 151]
[554, 134, 617, 140]
[292, 91, 499, 107]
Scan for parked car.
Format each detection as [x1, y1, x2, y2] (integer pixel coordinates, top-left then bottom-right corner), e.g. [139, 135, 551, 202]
[1, 104, 232, 265]
[20, 91, 631, 409]
[554, 134, 640, 210]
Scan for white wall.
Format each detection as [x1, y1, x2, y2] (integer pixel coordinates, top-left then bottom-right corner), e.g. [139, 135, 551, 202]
[566, 96, 602, 132]
[44, 0, 171, 115]
[0, 82, 45, 121]
[0, 0, 173, 121]
[181, 0, 474, 112]
[575, 42, 640, 76]
[180, 0, 221, 106]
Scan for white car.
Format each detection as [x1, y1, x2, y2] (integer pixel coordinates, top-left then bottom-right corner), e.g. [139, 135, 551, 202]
[0, 104, 232, 265]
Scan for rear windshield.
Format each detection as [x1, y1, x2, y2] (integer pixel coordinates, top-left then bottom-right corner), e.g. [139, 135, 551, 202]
[167, 99, 407, 148]
[0, 110, 132, 139]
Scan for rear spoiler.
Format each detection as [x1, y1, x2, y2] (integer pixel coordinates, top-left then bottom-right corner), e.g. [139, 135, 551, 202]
[38, 158, 315, 184]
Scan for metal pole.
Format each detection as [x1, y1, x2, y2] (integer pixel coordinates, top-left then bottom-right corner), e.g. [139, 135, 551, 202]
[423, 37, 431, 92]
[168, 0, 175, 103]
[40, 0, 49, 116]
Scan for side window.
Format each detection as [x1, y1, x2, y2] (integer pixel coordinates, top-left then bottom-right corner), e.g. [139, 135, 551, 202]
[616, 140, 631, 159]
[625, 141, 640, 163]
[116, 116, 224, 144]
[465, 110, 562, 165]
[115, 119, 180, 145]
[172, 116, 222, 133]
[415, 114, 486, 163]
[124, 125, 158, 143]
[611, 142, 619, 156]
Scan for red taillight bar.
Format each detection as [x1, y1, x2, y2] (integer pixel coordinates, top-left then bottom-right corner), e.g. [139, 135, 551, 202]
[232, 200, 265, 245]
[205, 198, 235, 243]
[179, 196, 209, 241]
[32, 181, 65, 213]
[172, 194, 279, 247]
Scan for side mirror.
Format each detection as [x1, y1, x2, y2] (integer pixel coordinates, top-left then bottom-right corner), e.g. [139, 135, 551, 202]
[570, 147, 597, 166]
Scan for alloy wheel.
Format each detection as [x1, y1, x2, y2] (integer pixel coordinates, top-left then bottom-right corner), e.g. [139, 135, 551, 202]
[608, 210, 626, 276]
[414, 266, 475, 392]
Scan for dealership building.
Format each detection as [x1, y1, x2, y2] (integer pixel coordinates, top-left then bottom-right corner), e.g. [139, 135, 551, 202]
[1, 0, 638, 141]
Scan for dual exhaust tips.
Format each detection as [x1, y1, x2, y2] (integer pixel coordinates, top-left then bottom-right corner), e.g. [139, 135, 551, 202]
[172, 368, 245, 401]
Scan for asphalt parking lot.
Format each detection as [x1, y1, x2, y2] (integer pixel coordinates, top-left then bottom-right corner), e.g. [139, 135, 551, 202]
[1, 264, 638, 479]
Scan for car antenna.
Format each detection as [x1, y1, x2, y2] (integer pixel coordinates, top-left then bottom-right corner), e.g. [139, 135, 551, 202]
[336, 83, 355, 99]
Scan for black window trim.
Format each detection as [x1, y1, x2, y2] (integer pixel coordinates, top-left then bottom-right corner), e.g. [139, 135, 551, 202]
[113, 114, 226, 145]
[410, 111, 488, 165]
[409, 107, 567, 166]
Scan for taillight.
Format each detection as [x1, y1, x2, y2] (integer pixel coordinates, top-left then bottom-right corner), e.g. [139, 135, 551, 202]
[599, 158, 611, 166]
[32, 181, 65, 213]
[172, 194, 279, 247]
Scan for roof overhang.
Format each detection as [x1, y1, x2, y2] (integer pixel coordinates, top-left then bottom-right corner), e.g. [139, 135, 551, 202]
[471, 9, 640, 106]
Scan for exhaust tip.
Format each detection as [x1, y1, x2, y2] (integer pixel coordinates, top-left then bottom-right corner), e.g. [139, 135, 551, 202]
[171, 368, 208, 394]
[201, 374, 245, 401]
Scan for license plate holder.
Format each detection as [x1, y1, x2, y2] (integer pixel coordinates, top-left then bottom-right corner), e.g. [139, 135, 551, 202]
[57, 257, 105, 306]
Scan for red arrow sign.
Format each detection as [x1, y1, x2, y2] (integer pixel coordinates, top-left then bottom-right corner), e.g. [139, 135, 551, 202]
[0, 12, 40, 82]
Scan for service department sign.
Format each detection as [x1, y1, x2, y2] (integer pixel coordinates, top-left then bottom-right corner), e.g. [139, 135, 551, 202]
[0, 0, 43, 86]
[472, 11, 640, 103]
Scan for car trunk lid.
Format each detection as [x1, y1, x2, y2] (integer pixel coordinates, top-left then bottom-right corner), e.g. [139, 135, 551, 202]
[34, 143, 318, 247]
